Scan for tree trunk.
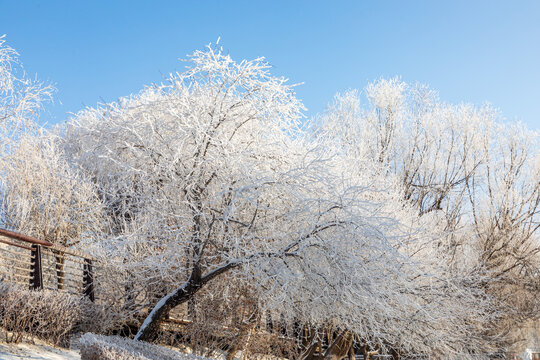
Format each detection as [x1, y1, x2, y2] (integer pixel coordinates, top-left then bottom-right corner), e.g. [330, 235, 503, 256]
[134, 277, 203, 342]
[134, 261, 239, 342]
[323, 330, 354, 360]
[301, 327, 355, 360]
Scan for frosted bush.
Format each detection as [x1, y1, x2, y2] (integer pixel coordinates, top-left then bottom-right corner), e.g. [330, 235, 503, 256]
[79, 333, 210, 360]
[0, 282, 114, 346]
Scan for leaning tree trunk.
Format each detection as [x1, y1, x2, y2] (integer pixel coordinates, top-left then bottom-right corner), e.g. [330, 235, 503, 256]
[134, 277, 203, 342]
[134, 261, 239, 342]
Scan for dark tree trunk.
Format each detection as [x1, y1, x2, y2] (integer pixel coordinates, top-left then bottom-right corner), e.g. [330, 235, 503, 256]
[134, 277, 203, 342]
[134, 260, 239, 342]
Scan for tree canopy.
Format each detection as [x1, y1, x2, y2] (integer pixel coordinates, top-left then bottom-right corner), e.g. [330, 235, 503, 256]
[0, 39, 538, 359]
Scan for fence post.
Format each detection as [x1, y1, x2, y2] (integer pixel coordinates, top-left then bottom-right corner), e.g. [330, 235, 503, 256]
[30, 244, 43, 290]
[83, 258, 95, 302]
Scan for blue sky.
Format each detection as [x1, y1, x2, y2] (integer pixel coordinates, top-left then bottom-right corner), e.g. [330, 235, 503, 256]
[1, 0, 539, 130]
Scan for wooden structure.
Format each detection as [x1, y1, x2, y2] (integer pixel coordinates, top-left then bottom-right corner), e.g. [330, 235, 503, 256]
[0, 228, 94, 300]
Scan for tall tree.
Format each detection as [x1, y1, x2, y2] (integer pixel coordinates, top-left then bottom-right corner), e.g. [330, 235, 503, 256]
[0, 35, 53, 155]
[316, 79, 539, 354]
[64, 46, 495, 359]
[0, 36, 107, 290]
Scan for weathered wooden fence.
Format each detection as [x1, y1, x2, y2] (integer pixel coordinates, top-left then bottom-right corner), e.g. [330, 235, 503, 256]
[0, 228, 94, 300]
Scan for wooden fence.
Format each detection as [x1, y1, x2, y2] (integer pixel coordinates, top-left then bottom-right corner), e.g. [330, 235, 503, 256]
[0, 228, 94, 300]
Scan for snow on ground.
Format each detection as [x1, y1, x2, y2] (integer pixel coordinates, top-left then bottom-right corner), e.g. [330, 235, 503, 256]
[0, 340, 80, 360]
[0, 332, 218, 360]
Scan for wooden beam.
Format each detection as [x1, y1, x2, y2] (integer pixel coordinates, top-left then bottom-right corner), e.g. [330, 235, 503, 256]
[0, 228, 53, 247]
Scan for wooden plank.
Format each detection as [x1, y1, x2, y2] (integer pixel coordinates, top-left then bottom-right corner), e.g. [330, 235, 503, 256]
[0, 228, 53, 246]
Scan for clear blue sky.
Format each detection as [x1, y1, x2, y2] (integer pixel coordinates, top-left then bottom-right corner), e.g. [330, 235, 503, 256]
[1, 0, 539, 130]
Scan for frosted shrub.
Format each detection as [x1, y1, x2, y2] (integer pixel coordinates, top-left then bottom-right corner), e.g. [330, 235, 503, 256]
[79, 333, 209, 360]
[0, 283, 79, 344]
[0, 282, 111, 346]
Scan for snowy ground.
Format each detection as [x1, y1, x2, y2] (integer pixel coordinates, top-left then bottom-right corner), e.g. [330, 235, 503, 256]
[0, 339, 80, 360]
[0, 333, 212, 360]
[0, 332, 219, 360]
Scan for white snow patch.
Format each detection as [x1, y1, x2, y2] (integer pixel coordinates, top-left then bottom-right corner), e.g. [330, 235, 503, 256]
[0, 340, 80, 360]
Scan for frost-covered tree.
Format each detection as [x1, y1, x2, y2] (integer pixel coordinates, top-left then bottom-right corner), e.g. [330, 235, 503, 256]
[0, 36, 104, 247]
[1, 132, 107, 247]
[0, 35, 53, 154]
[467, 122, 540, 347]
[314, 79, 491, 229]
[0, 37, 107, 290]
[0, 37, 515, 358]
[62, 46, 498, 360]
[64, 43, 310, 341]
[315, 79, 540, 354]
